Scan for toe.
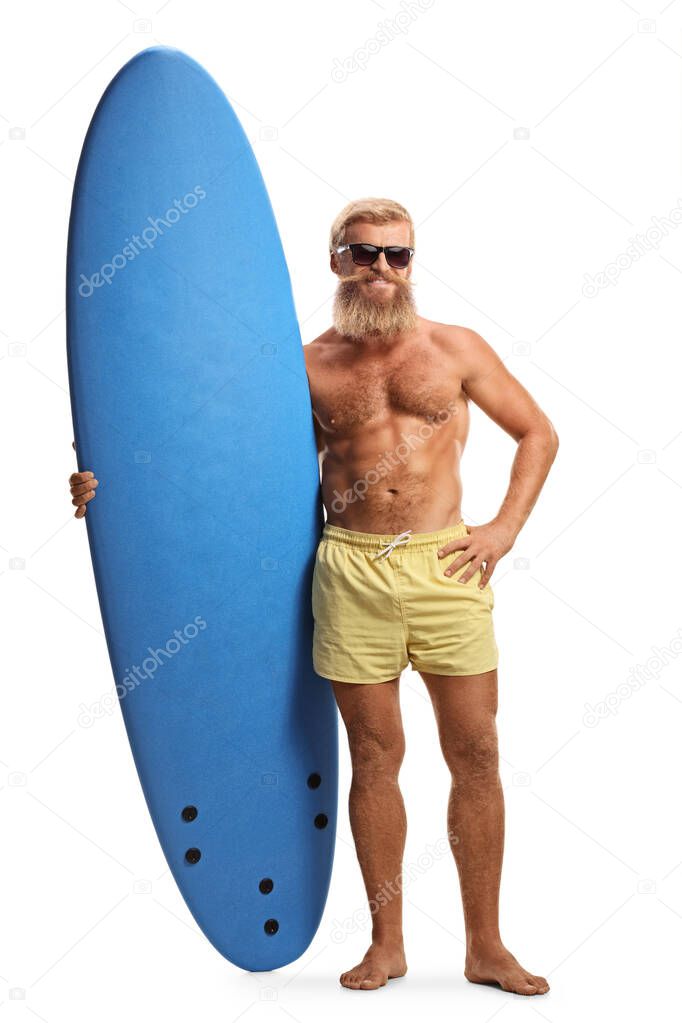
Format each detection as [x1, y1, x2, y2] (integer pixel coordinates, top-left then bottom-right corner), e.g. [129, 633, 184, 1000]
[360, 974, 385, 989]
[519, 982, 539, 995]
[502, 977, 538, 995]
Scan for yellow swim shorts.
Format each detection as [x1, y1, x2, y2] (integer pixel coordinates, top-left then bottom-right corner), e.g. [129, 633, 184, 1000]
[311, 519, 498, 684]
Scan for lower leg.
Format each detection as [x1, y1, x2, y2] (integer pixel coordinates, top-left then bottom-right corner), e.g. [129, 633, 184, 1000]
[348, 749, 407, 944]
[421, 670, 549, 995]
[338, 733, 408, 988]
[330, 678, 408, 990]
[447, 730, 505, 949]
[450, 735, 548, 994]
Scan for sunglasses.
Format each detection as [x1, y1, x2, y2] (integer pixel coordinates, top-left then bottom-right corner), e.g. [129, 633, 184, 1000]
[334, 243, 414, 269]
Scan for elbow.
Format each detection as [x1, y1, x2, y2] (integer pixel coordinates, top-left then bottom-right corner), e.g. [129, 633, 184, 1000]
[545, 420, 559, 457]
[525, 418, 558, 454]
[517, 418, 559, 454]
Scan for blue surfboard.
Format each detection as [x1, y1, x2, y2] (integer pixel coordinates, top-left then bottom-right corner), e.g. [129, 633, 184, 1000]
[66, 46, 337, 970]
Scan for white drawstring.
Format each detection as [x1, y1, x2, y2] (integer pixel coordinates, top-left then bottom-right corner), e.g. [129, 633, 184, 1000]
[373, 529, 413, 560]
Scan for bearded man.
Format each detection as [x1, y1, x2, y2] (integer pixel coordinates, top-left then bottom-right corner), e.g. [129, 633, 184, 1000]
[302, 197, 558, 993]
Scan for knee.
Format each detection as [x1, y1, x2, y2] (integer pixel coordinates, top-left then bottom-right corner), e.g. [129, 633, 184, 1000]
[347, 720, 405, 784]
[443, 727, 499, 780]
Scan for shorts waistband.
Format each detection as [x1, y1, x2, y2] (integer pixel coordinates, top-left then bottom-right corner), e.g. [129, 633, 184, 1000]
[321, 519, 468, 553]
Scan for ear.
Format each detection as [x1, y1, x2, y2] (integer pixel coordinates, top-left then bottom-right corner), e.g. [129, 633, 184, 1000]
[330, 251, 340, 275]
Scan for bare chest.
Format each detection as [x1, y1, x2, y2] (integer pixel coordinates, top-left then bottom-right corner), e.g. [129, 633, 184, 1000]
[311, 356, 462, 432]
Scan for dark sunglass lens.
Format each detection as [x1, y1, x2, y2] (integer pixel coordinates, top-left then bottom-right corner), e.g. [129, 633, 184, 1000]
[385, 247, 411, 268]
[351, 244, 380, 265]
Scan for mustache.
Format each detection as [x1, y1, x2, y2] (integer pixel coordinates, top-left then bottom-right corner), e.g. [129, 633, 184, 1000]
[337, 268, 412, 289]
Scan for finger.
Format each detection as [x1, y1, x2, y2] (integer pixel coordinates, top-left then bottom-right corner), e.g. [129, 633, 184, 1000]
[444, 551, 474, 577]
[72, 440, 76, 450]
[70, 479, 98, 497]
[438, 523, 473, 557]
[70, 481, 97, 497]
[69, 471, 94, 485]
[456, 558, 484, 584]
[437, 541, 469, 559]
[74, 504, 86, 518]
[478, 562, 496, 588]
[72, 490, 96, 507]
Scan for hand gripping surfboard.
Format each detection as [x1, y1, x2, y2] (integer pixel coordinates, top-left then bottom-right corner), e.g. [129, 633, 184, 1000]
[66, 46, 337, 971]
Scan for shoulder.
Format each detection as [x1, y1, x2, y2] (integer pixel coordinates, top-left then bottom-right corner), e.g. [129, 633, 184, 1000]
[427, 320, 492, 349]
[304, 327, 342, 366]
[424, 321, 501, 369]
[423, 323, 505, 393]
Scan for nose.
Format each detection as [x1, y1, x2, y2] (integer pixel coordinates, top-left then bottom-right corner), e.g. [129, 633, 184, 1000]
[372, 251, 390, 274]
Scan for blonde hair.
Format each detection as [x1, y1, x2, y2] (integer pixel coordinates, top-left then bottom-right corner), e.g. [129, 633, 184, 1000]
[329, 197, 414, 252]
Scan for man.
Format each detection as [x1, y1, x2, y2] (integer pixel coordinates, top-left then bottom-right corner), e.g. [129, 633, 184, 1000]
[304, 198, 557, 994]
[69, 197, 558, 996]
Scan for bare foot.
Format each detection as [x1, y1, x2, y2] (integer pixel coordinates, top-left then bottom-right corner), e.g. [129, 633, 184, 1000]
[339, 940, 408, 990]
[465, 945, 549, 996]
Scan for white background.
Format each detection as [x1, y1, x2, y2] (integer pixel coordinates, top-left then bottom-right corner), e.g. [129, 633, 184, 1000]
[2, 0, 682, 1019]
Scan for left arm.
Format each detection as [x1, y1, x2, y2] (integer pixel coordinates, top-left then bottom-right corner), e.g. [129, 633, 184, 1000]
[438, 327, 559, 586]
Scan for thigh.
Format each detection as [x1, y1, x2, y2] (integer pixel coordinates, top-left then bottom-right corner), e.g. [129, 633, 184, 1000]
[331, 677, 405, 761]
[419, 669, 498, 753]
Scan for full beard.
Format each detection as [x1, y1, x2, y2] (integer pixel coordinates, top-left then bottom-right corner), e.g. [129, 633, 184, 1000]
[332, 270, 418, 340]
